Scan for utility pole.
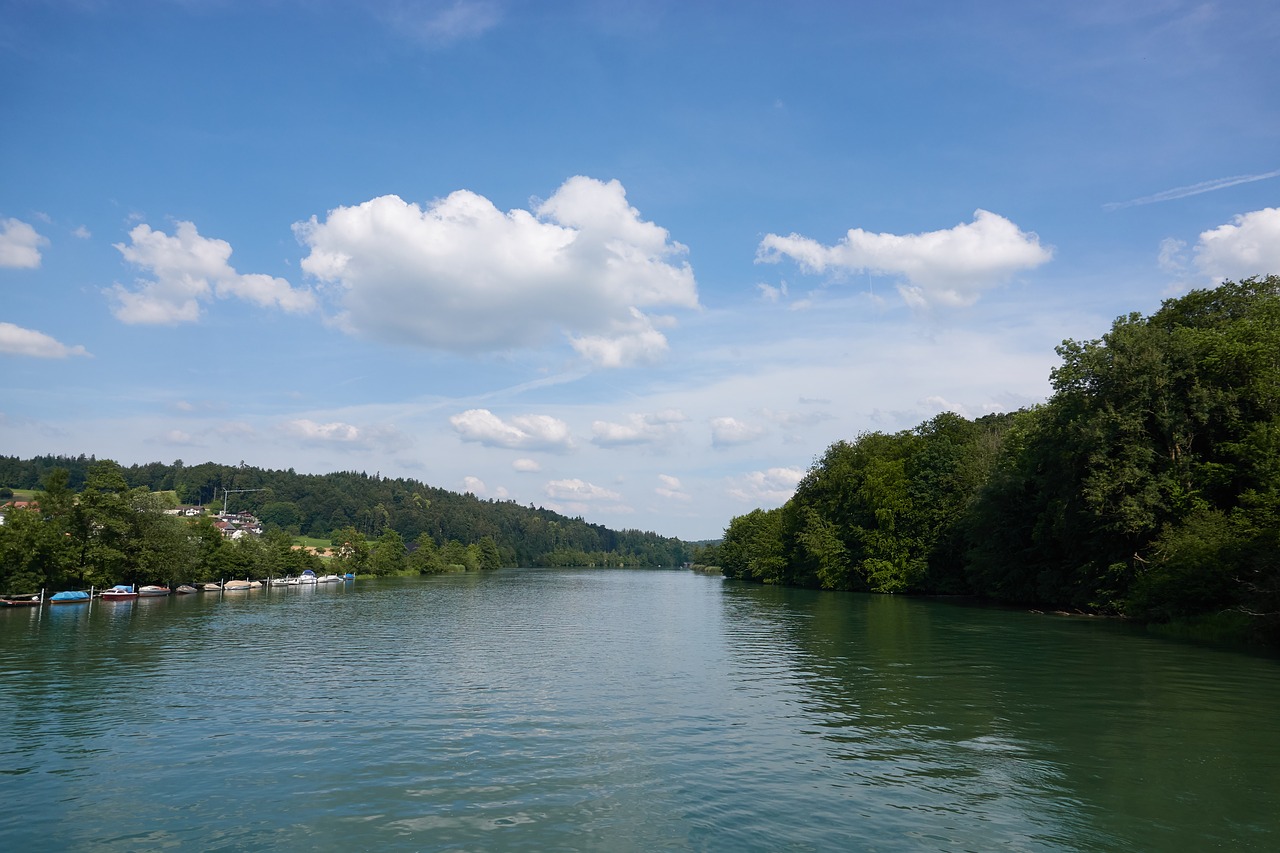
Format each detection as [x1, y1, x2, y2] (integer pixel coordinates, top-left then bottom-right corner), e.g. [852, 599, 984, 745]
[221, 487, 265, 515]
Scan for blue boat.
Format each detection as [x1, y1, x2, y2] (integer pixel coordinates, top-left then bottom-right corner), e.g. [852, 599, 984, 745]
[49, 590, 91, 605]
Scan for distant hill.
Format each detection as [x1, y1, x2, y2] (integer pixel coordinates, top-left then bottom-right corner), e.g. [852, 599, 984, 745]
[0, 455, 691, 567]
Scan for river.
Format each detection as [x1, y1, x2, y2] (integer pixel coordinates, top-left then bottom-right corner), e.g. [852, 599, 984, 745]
[2, 568, 1278, 851]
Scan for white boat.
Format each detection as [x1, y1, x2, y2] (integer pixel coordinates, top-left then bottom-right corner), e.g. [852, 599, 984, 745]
[317, 574, 342, 583]
[222, 580, 252, 591]
[101, 585, 138, 601]
[298, 570, 318, 585]
[271, 576, 299, 586]
[138, 585, 170, 597]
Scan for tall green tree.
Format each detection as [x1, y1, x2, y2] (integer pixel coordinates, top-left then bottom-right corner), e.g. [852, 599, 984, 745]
[370, 527, 407, 576]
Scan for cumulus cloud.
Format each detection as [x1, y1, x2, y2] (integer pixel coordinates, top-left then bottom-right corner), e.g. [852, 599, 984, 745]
[110, 221, 316, 324]
[0, 218, 48, 268]
[294, 176, 699, 367]
[726, 467, 805, 504]
[512, 458, 542, 473]
[710, 416, 766, 448]
[592, 408, 688, 447]
[0, 322, 89, 358]
[450, 408, 574, 451]
[462, 475, 487, 495]
[545, 478, 623, 502]
[757, 210, 1052, 308]
[1193, 208, 1280, 283]
[569, 307, 671, 367]
[655, 474, 690, 502]
[280, 419, 362, 443]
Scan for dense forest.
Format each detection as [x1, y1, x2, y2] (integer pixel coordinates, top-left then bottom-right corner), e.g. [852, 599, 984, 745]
[703, 277, 1280, 644]
[0, 458, 691, 593]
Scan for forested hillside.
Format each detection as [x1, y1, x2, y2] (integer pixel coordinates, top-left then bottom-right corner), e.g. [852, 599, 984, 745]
[706, 277, 1280, 643]
[0, 457, 690, 593]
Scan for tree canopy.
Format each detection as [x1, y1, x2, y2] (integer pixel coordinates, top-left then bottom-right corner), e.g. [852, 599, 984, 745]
[720, 277, 1280, 643]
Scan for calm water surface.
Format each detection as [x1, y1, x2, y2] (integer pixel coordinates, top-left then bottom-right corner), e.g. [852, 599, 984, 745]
[2, 569, 1278, 851]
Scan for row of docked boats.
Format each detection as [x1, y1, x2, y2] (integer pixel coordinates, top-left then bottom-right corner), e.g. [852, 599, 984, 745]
[269, 570, 345, 586]
[1, 571, 355, 606]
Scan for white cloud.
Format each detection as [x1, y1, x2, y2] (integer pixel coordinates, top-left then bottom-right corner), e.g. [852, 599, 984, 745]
[276, 418, 408, 452]
[1193, 208, 1280, 283]
[569, 307, 670, 367]
[0, 322, 89, 358]
[450, 408, 574, 451]
[512, 458, 542, 472]
[757, 210, 1052, 308]
[1158, 237, 1188, 273]
[710, 416, 765, 447]
[592, 408, 688, 447]
[110, 221, 316, 324]
[545, 478, 623, 502]
[281, 419, 362, 443]
[295, 176, 699, 366]
[383, 0, 502, 45]
[726, 467, 805, 504]
[655, 474, 691, 502]
[159, 429, 201, 446]
[72, 226, 91, 240]
[759, 407, 834, 429]
[757, 281, 788, 302]
[0, 218, 48, 268]
[215, 421, 256, 439]
[462, 475, 487, 495]
[924, 395, 971, 418]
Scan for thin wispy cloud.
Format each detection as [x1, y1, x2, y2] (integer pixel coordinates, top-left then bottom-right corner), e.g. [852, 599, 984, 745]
[1105, 170, 1280, 210]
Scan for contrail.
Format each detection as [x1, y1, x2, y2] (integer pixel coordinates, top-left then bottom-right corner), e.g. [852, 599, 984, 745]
[1105, 169, 1280, 210]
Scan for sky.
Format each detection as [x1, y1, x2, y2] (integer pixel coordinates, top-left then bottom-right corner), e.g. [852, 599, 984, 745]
[2, 0, 1279, 541]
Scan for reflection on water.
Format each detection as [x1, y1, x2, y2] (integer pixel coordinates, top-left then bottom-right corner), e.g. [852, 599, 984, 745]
[2, 571, 1278, 851]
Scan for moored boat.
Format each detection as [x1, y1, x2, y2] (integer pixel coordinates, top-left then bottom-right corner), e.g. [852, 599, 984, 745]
[100, 585, 138, 601]
[1, 593, 43, 606]
[298, 570, 318, 585]
[200, 582, 221, 591]
[222, 580, 252, 591]
[317, 573, 341, 583]
[49, 590, 91, 605]
[138, 585, 170, 597]
[174, 585, 198, 594]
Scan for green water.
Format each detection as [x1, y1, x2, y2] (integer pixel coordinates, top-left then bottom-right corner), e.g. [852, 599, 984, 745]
[1, 569, 1277, 851]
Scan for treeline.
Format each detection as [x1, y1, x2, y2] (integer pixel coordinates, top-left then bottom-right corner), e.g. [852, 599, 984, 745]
[705, 277, 1280, 644]
[0, 457, 690, 574]
[0, 463, 325, 592]
[0, 459, 518, 592]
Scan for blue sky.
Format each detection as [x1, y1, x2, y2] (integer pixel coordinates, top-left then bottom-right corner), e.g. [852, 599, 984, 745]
[2, 1, 1278, 541]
